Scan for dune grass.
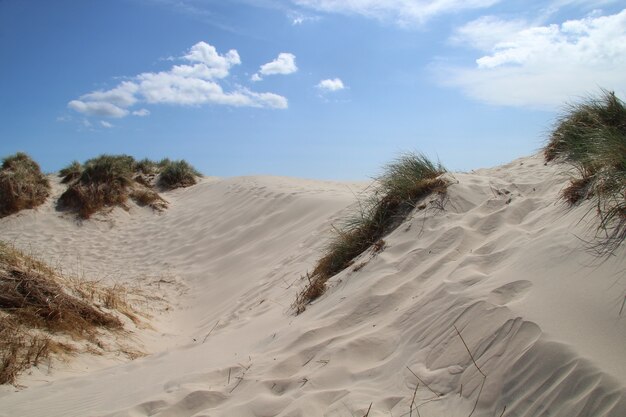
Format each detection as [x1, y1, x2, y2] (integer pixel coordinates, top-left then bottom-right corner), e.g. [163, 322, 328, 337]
[0, 241, 140, 385]
[58, 160, 82, 184]
[0, 152, 50, 218]
[545, 90, 626, 253]
[158, 159, 201, 189]
[58, 154, 135, 218]
[58, 155, 200, 218]
[294, 153, 448, 314]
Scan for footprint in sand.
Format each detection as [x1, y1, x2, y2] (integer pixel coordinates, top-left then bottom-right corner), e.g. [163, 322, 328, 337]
[488, 280, 532, 306]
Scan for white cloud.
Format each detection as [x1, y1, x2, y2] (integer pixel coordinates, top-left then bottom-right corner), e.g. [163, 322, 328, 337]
[450, 15, 529, 50]
[252, 53, 298, 81]
[181, 42, 241, 79]
[293, 0, 500, 26]
[100, 121, 114, 128]
[79, 81, 139, 107]
[136, 71, 288, 108]
[132, 108, 151, 117]
[317, 78, 345, 92]
[441, 10, 626, 108]
[69, 41, 287, 118]
[288, 10, 320, 25]
[68, 100, 129, 118]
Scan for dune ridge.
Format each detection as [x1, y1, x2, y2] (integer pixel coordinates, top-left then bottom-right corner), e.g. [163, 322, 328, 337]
[0, 154, 624, 416]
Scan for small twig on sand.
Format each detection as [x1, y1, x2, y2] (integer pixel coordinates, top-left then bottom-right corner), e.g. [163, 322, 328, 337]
[409, 383, 419, 417]
[453, 325, 487, 417]
[363, 402, 373, 417]
[202, 320, 220, 343]
[406, 366, 441, 398]
[453, 325, 486, 378]
[468, 376, 486, 417]
[229, 363, 251, 394]
[498, 405, 507, 417]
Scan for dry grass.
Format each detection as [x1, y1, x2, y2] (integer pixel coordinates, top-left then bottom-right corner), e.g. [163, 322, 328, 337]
[294, 153, 448, 314]
[58, 154, 134, 218]
[130, 188, 168, 212]
[0, 241, 141, 385]
[58, 161, 82, 184]
[0, 152, 50, 218]
[545, 90, 626, 254]
[58, 155, 198, 218]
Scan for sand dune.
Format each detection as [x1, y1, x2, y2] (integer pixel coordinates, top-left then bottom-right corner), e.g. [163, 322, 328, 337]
[0, 154, 624, 416]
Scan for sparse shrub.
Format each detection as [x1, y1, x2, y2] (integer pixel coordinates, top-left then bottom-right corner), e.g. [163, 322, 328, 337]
[545, 90, 626, 253]
[294, 153, 448, 313]
[130, 188, 168, 212]
[0, 152, 50, 217]
[157, 158, 172, 169]
[81, 154, 136, 185]
[158, 159, 201, 189]
[0, 241, 138, 384]
[57, 154, 199, 218]
[58, 154, 136, 219]
[134, 158, 159, 175]
[58, 160, 82, 184]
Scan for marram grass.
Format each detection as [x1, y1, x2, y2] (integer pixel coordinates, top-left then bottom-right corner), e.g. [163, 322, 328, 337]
[545, 89, 626, 254]
[294, 152, 448, 314]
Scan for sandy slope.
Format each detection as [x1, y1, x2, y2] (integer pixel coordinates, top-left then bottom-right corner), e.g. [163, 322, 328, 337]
[0, 154, 624, 417]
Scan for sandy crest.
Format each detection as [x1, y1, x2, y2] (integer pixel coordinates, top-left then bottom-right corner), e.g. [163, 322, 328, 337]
[0, 154, 624, 417]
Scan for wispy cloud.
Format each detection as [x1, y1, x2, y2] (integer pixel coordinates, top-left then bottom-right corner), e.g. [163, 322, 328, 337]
[292, 0, 500, 26]
[288, 10, 320, 25]
[69, 41, 288, 118]
[132, 109, 151, 117]
[317, 78, 345, 92]
[251, 53, 298, 81]
[100, 121, 114, 128]
[439, 9, 626, 108]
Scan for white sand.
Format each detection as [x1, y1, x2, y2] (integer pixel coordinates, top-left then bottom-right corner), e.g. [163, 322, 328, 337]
[0, 154, 624, 416]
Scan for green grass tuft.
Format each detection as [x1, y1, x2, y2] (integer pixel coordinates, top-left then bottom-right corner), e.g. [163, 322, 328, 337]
[294, 152, 448, 313]
[0, 152, 50, 218]
[57, 155, 200, 218]
[545, 89, 626, 253]
[58, 154, 136, 218]
[58, 160, 82, 184]
[158, 159, 202, 190]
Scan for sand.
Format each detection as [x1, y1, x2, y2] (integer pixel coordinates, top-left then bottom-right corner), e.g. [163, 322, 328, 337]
[0, 153, 624, 416]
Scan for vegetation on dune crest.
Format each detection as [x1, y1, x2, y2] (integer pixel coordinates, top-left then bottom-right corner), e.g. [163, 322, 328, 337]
[294, 152, 448, 314]
[58, 155, 200, 218]
[545, 89, 626, 253]
[58, 160, 82, 184]
[0, 152, 50, 218]
[158, 159, 201, 189]
[58, 154, 136, 219]
[0, 241, 139, 385]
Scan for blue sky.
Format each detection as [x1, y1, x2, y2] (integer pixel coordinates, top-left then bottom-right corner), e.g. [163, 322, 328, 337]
[1, 0, 625, 179]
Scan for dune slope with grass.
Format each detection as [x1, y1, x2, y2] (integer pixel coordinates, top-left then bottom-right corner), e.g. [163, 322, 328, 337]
[0, 154, 624, 416]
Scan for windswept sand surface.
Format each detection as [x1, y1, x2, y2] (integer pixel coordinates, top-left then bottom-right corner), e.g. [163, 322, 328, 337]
[0, 154, 624, 416]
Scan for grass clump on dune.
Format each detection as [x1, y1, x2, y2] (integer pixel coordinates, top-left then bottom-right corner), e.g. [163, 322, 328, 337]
[545, 90, 626, 253]
[0, 241, 138, 385]
[58, 154, 135, 219]
[0, 152, 50, 218]
[158, 159, 201, 189]
[294, 153, 448, 314]
[58, 160, 82, 184]
[58, 155, 200, 218]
